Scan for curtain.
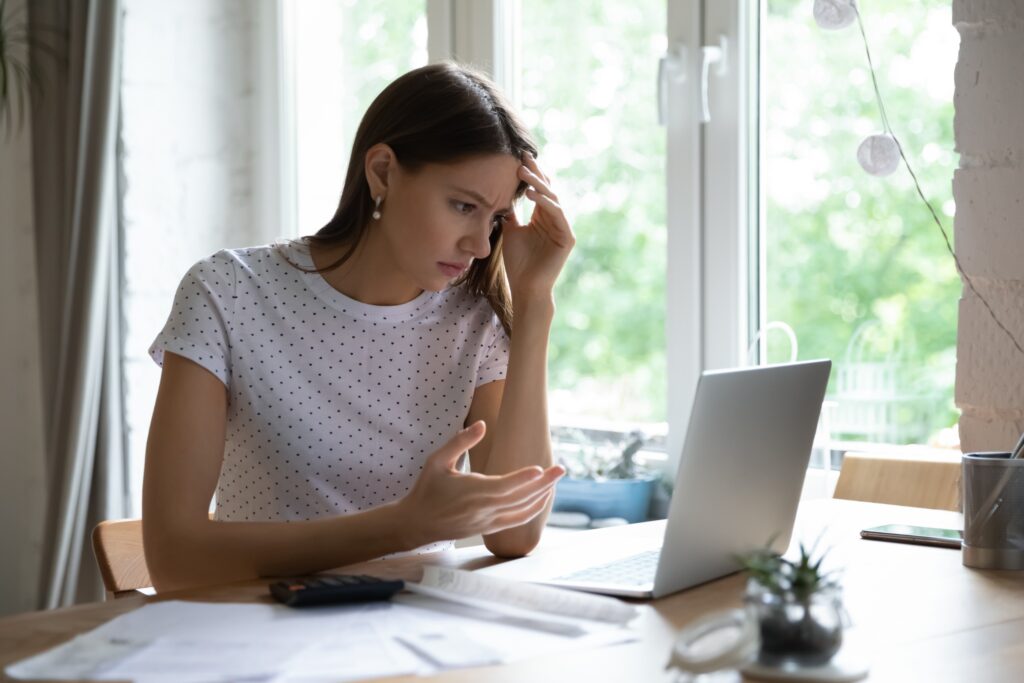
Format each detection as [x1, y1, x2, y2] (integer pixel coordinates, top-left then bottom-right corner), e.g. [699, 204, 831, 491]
[28, 0, 127, 608]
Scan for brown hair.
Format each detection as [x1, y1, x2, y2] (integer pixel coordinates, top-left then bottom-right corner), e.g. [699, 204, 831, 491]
[298, 62, 537, 336]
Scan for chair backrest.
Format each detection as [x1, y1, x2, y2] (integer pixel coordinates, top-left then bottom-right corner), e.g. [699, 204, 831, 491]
[91, 518, 152, 597]
[833, 450, 961, 511]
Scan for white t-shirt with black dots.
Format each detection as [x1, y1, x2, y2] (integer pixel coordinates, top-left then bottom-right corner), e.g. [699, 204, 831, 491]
[149, 240, 510, 553]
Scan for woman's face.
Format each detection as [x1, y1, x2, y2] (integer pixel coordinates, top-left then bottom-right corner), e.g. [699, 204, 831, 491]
[377, 153, 522, 293]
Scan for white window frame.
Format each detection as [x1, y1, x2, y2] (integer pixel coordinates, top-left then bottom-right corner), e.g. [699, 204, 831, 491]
[269, 0, 755, 479]
[256, 0, 297, 241]
[424, 0, 751, 478]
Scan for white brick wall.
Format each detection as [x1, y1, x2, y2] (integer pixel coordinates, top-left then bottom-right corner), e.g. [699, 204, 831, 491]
[121, 0, 274, 511]
[953, 0, 1024, 451]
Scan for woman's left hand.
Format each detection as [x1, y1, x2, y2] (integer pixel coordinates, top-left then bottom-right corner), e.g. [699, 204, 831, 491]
[501, 153, 575, 299]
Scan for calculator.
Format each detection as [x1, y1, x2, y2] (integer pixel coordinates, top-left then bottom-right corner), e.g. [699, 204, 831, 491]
[269, 574, 406, 607]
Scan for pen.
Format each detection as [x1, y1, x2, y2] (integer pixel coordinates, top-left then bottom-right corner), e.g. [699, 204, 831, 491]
[1011, 429, 1024, 460]
[966, 429, 1024, 540]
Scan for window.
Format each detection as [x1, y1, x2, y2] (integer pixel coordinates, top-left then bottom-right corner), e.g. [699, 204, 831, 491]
[290, 0, 428, 236]
[757, 0, 959, 448]
[516, 1, 668, 428]
[122, 1, 960, 513]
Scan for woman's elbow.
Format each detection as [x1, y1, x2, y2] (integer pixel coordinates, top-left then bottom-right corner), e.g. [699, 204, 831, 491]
[483, 529, 541, 558]
[142, 518, 207, 593]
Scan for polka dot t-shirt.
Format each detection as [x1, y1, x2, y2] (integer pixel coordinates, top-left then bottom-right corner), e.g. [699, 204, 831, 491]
[149, 240, 510, 553]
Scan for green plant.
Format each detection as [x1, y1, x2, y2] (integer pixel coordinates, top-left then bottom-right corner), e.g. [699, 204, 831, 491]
[554, 429, 649, 480]
[740, 541, 846, 665]
[738, 541, 839, 603]
[0, 0, 30, 136]
[0, 0, 59, 139]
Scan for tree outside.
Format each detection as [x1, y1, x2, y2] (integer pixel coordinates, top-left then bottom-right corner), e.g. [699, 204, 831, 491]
[764, 0, 959, 443]
[522, 0, 959, 446]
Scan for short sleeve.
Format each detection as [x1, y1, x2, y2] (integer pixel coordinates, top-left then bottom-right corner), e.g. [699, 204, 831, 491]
[476, 314, 510, 386]
[149, 251, 236, 386]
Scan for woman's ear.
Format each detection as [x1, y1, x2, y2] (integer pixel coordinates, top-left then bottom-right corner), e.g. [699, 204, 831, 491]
[364, 143, 395, 200]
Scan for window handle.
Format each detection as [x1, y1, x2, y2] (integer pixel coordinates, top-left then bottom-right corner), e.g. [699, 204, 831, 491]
[657, 43, 686, 126]
[699, 37, 727, 124]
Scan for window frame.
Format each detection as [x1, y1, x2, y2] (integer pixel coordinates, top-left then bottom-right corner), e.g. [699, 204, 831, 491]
[273, 0, 750, 479]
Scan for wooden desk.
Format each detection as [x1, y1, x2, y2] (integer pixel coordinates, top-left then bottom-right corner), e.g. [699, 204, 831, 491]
[2, 498, 1022, 682]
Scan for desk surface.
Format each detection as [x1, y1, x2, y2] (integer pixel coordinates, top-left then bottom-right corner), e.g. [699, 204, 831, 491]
[2, 498, 1022, 682]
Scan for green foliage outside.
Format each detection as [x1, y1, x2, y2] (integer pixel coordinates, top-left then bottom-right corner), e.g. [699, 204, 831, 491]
[337, 0, 426, 170]
[521, 0, 667, 422]
[340, 0, 960, 444]
[764, 0, 959, 442]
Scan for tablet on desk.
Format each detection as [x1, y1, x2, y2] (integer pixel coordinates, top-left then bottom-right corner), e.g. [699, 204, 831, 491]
[860, 524, 962, 549]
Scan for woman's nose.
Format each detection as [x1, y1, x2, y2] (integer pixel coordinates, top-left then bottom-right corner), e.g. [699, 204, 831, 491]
[460, 223, 492, 260]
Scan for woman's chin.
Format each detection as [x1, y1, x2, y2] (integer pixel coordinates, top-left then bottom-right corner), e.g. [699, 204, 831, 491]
[425, 273, 461, 292]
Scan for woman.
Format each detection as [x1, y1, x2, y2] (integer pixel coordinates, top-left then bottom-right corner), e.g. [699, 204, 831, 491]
[142, 62, 574, 592]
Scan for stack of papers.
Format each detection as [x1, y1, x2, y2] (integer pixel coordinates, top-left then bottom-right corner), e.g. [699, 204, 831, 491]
[7, 571, 642, 682]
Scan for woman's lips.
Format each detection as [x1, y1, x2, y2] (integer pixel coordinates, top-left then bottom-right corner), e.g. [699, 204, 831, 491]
[438, 262, 468, 278]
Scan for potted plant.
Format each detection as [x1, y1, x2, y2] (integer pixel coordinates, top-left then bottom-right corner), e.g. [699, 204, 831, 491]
[1, 0, 60, 139]
[552, 429, 659, 524]
[739, 541, 846, 667]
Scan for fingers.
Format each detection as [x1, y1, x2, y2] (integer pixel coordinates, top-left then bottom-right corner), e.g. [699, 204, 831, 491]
[522, 151, 550, 185]
[518, 163, 558, 202]
[487, 490, 555, 534]
[486, 464, 563, 506]
[469, 462, 563, 499]
[522, 189, 574, 248]
[489, 474, 560, 514]
[511, 153, 576, 251]
[427, 421, 486, 470]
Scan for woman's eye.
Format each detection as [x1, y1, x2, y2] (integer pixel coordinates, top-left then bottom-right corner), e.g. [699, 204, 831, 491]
[451, 200, 474, 214]
[491, 215, 508, 230]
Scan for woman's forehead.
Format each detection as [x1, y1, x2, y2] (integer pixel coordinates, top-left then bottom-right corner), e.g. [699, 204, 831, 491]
[427, 154, 521, 203]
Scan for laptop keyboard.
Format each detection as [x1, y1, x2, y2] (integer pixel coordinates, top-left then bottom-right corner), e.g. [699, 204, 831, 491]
[554, 549, 660, 587]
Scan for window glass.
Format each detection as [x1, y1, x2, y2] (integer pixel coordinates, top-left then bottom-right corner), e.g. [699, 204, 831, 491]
[761, 0, 959, 446]
[122, 1, 427, 515]
[519, 0, 667, 426]
[293, 0, 427, 235]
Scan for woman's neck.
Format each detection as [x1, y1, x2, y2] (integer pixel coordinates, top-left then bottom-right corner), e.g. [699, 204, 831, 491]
[309, 234, 423, 306]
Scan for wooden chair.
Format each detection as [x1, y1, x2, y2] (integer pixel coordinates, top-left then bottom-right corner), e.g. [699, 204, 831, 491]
[833, 450, 962, 512]
[91, 518, 152, 598]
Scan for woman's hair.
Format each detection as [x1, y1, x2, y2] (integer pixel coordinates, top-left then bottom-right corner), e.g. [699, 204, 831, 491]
[300, 62, 538, 336]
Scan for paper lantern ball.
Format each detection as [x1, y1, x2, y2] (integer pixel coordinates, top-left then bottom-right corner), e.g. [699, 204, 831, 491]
[857, 134, 900, 176]
[813, 0, 858, 30]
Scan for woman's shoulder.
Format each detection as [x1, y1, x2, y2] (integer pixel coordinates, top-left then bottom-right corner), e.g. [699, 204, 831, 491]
[189, 241, 305, 278]
[438, 285, 505, 329]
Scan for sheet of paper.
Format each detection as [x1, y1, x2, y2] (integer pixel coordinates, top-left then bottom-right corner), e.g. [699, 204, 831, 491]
[270, 621, 424, 683]
[5, 598, 641, 682]
[390, 594, 640, 663]
[393, 626, 501, 669]
[416, 566, 639, 624]
[5, 633, 144, 680]
[94, 637, 292, 683]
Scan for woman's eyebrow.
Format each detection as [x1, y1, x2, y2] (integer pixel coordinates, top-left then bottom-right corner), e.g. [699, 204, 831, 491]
[446, 185, 512, 214]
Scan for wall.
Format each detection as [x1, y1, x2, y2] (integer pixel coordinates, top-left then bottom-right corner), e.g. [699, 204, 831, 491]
[121, 0, 278, 510]
[0, 0, 48, 617]
[953, 0, 1024, 451]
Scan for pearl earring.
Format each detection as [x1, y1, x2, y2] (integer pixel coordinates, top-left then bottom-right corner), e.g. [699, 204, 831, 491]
[372, 196, 383, 220]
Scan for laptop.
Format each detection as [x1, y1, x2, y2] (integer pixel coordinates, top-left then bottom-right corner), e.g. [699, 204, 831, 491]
[476, 359, 832, 599]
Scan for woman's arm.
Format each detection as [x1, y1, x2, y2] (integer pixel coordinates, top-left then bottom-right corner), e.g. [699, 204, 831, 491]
[467, 295, 559, 557]
[143, 352, 418, 592]
[467, 153, 576, 558]
[144, 352, 556, 592]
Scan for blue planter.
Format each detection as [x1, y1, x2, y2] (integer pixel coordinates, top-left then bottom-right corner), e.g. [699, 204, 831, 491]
[552, 475, 657, 524]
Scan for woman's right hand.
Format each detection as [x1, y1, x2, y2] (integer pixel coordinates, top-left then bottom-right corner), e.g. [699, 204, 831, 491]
[397, 421, 564, 547]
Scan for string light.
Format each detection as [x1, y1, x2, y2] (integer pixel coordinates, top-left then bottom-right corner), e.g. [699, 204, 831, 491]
[812, 0, 857, 31]
[856, 133, 900, 176]
[815, 0, 1024, 358]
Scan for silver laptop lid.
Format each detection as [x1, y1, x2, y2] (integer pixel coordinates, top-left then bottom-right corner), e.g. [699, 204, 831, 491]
[652, 359, 831, 598]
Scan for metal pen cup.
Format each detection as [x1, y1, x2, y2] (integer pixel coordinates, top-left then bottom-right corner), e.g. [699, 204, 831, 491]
[962, 452, 1024, 570]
